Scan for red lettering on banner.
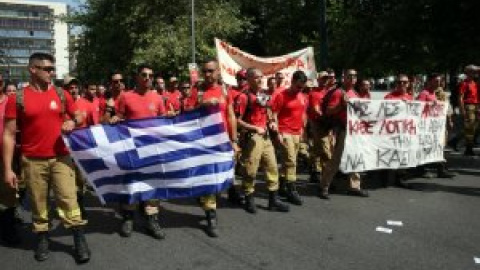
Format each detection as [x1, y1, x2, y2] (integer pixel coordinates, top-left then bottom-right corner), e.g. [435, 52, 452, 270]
[220, 63, 237, 77]
[348, 120, 375, 135]
[296, 59, 305, 69]
[421, 103, 445, 118]
[286, 58, 296, 67]
[379, 119, 417, 135]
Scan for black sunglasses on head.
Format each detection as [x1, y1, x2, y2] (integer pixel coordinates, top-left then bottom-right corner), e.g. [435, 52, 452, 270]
[35, 65, 56, 72]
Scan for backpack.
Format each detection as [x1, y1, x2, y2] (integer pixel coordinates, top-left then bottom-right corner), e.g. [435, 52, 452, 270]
[320, 87, 343, 130]
[16, 85, 66, 114]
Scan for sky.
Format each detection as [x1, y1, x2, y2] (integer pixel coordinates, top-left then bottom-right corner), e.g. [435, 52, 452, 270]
[28, 0, 83, 9]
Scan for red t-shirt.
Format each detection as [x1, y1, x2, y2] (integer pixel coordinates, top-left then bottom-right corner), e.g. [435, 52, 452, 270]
[271, 89, 307, 135]
[417, 89, 437, 102]
[384, 90, 413, 101]
[91, 97, 100, 124]
[0, 95, 8, 151]
[357, 91, 371, 99]
[5, 85, 76, 158]
[327, 88, 357, 124]
[199, 84, 232, 132]
[459, 80, 478, 104]
[237, 90, 268, 128]
[117, 90, 166, 120]
[164, 89, 181, 101]
[308, 87, 327, 121]
[74, 97, 96, 128]
[166, 90, 198, 113]
[97, 96, 106, 117]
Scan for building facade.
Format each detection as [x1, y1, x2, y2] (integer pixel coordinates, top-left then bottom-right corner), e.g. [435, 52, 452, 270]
[0, 0, 69, 82]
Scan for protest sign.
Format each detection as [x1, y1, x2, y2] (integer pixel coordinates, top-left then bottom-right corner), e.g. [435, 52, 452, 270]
[340, 99, 448, 173]
[215, 38, 317, 87]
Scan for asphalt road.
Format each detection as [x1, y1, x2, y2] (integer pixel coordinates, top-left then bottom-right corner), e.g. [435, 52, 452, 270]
[1, 147, 480, 270]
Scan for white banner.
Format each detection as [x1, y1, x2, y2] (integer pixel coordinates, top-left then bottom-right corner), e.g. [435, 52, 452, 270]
[215, 38, 317, 87]
[340, 99, 448, 173]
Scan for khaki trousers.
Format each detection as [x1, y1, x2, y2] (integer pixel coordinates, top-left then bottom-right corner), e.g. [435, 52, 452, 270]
[22, 155, 86, 232]
[320, 130, 361, 192]
[464, 104, 478, 145]
[240, 133, 279, 195]
[309, 121, 333, 173]
[278, 134, 301, 182]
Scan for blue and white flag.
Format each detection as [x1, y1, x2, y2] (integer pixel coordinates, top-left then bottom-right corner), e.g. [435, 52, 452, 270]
[63, 107, 234, 204]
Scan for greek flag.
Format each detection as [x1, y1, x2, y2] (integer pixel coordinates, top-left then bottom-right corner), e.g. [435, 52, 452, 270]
[63, 107, 234, 204]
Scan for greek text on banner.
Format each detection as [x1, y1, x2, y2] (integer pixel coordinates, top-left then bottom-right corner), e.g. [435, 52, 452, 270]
[340, 99, 448, 173]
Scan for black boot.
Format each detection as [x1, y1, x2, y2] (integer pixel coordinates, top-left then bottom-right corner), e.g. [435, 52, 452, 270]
[464, 144, 475, 156]
[0, 207, 21, 246]
[227, 186, 244, 205]
[278, 177, 287, 197]
[72, 227, 91, 264]
[447, 137, 459, 152]
[244, 193, 257, 214]
[309, 171, 321, 183]
[437, 163, 456, 178]
[119, 210, 134, 237]
[34, 232, 49, 262]
[286, 182, 303, 205]
[268, 191, 289, 212]
[205, 209, 219, 238]
[145, 214, 166, 240]
[77, 192, 87, 220]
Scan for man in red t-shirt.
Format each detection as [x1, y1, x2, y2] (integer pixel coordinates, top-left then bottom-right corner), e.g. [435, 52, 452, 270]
[271, 70, 308, 205]
[0, 74, 21, 245]
[193, 59, 239, 238]
[101, 71, 125, 123]
[3, 53, 90, 263]
[236, 68, 289, 214]
[384, 74, 413, 101]
[459, 65, 479, 156]
[320, 69, 369, 200]
[166, 81, 197, 115]
[110, 64, 166, 240]
[307, 71, 331, 184]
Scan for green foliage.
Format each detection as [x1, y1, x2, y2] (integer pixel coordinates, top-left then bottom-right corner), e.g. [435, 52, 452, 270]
[67, 0, 252, 82]
[68, 0, 480, 80]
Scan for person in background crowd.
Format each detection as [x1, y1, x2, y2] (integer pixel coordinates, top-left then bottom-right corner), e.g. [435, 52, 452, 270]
[319, 69, 369, 200]
[3, 53, 90, 263]
[417, 73, 456, 178]
[0, 73, 21, 246]
[458, 65, 479, 156]
[110, 64, 166, 240]
[356, 79, 372, 99]
[5, 83, 17, 96]
[154, 74, 166, 95]
[236, 68, 289, 214]
[266, 77, 276, 97]
[384, 74, 413, 188]
[308, 71, 330, 184]
[101, 71, 125, 123]
[274, 71, 286, 94]
[166, 81, 196, 115]
[194, 58, 239, 237]
[271, 71, 308, 205]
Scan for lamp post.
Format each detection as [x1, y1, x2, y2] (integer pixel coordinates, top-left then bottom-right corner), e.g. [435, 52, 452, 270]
[319, 0, 328, 69]
[191, 0, 196, 64]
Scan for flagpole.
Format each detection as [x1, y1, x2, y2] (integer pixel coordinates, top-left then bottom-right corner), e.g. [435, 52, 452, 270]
[191, 0, 196, 64]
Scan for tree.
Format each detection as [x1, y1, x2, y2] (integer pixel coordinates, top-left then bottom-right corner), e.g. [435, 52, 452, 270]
[66, 0, 252, 82]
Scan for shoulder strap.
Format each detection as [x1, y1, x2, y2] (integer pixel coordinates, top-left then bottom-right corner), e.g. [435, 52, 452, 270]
[16, 88, 24, 114]
[321, 88, 339, 116]
[54, 86, 66, 114]
[236, 90, 253, 121]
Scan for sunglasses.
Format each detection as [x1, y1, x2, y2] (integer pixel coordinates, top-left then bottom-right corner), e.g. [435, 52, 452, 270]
[140, 73, 153, 79]
[35, 65, 56, 72]
[202, 68, 216, 73]
[112, 79, 124, 84]
[398, 80, 409, 84]
[181, 86, 191, 89]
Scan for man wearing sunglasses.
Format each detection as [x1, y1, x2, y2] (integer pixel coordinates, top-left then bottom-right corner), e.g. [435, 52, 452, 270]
[271, 70, 309, 206]
[166, 81, 197, 115]
[194, 58, 239, 238]
[101, 71, 125, 123]
[110, 64, 166, 240]
[320, 69, 369, 200]
[3, 52, 90, 263]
